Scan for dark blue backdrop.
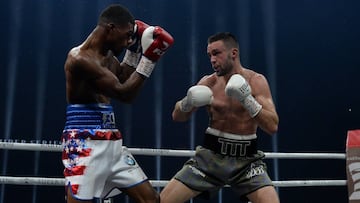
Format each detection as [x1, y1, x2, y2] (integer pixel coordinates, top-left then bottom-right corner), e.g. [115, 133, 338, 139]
[0, 0, 359, 202]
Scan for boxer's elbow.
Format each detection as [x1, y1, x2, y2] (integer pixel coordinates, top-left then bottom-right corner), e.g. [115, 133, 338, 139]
[266, 117, 279, 135]
[115, 93, 138, 104]
[267, 123, 278, 135]
[172, 110, 190, 122]
[172, 112, 184, 122]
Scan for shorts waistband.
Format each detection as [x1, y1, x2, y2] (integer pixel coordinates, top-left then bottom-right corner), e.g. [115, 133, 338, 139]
[64, 104, 116, 130]
[203, 128, 257, 157]
[205, 127, 257, 140]
[62, 129, 122, 140]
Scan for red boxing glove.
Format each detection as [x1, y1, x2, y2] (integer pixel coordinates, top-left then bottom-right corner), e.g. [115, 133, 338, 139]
[141, 26, 174, 61]
[128, 20, 149, 52]
[135, 20, 149, 35]
[122, 20, 149, 67]
[136, 26, 174, 77]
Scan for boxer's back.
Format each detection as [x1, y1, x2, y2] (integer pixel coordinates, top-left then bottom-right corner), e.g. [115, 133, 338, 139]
[65, 46, 113, 104]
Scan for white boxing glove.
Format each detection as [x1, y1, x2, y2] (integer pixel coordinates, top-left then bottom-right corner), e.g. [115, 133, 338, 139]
[225, 74, 262, 118]
[179, 85, 213, 112]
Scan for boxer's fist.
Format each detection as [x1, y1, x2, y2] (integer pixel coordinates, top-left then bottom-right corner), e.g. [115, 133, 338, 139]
[225, 74, 251, 101]
[141, 26, 174, 62]
[128, 20, 149, 53]
[225, 74, 262, 118]
[135, 26, 174, 77]
[122, 20, 149, 67]
[180, 85, 213, 112]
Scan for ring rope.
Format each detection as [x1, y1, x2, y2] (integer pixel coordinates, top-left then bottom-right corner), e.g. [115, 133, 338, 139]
[0, 142, 347, 189]
[0, 176, 347, 187]
[0, 142, 346, 159]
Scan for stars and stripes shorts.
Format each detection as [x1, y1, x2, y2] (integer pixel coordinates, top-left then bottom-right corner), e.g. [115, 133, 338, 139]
[62, 130, 148, 200]
[61, 104, 148, 200]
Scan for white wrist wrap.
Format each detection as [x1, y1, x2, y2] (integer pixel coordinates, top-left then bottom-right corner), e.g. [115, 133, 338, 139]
[136, 56, 156, 77]
[122, 50, 141, 68]
[179, 96, 192, 112]
[242, 95, 262, 118]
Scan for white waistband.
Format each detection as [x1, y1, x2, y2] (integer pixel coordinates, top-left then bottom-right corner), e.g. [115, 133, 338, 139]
[206, 127, 257, 140]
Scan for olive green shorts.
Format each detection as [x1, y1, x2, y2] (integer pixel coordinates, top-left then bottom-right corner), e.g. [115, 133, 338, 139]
[174, 146, 274, 200]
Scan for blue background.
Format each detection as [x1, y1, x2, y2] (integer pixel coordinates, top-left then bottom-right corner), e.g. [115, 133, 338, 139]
[0, 0, 359, 202]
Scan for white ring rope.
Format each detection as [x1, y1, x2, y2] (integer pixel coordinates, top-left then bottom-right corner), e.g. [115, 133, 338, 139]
[0, 142, 346, 159]
[0, 176, 347, 187]
[0, 141, 347, 188]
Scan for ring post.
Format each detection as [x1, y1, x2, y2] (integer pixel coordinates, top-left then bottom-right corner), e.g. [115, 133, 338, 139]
[346, 130, 360, 203]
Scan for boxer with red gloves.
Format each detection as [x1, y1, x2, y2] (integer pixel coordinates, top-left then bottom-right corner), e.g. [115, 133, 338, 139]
[62, 4, 173, 203]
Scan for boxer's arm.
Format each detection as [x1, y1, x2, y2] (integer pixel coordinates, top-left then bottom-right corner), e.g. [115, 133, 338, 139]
[249, 74, 279, 135]
[96, 69, 146, 103]
[74, 55, 146, 103]
[172, 85, 213, 122]
[116, 59, 136, 83]
[98, 25, 173, 102]
[172, 100, 193, 122]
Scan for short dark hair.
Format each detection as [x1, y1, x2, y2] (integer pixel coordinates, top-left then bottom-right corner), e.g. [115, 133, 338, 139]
[98, 4, 134, 27]
[208, 32, 239, 49]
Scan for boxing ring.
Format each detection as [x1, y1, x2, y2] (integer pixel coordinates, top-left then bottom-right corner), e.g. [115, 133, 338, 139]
[0, 141, 347, 201]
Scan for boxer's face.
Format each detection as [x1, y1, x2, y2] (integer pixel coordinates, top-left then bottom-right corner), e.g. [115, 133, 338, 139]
[207, 40, 233, 76]
[110, 22, 134, 56]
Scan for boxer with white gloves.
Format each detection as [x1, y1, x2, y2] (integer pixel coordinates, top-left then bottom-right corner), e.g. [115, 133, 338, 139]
[161, 32, 279, 203]
[179, 85, 213, 112]
[225, 74, 262, 118]
[136, 25, 174, 77]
